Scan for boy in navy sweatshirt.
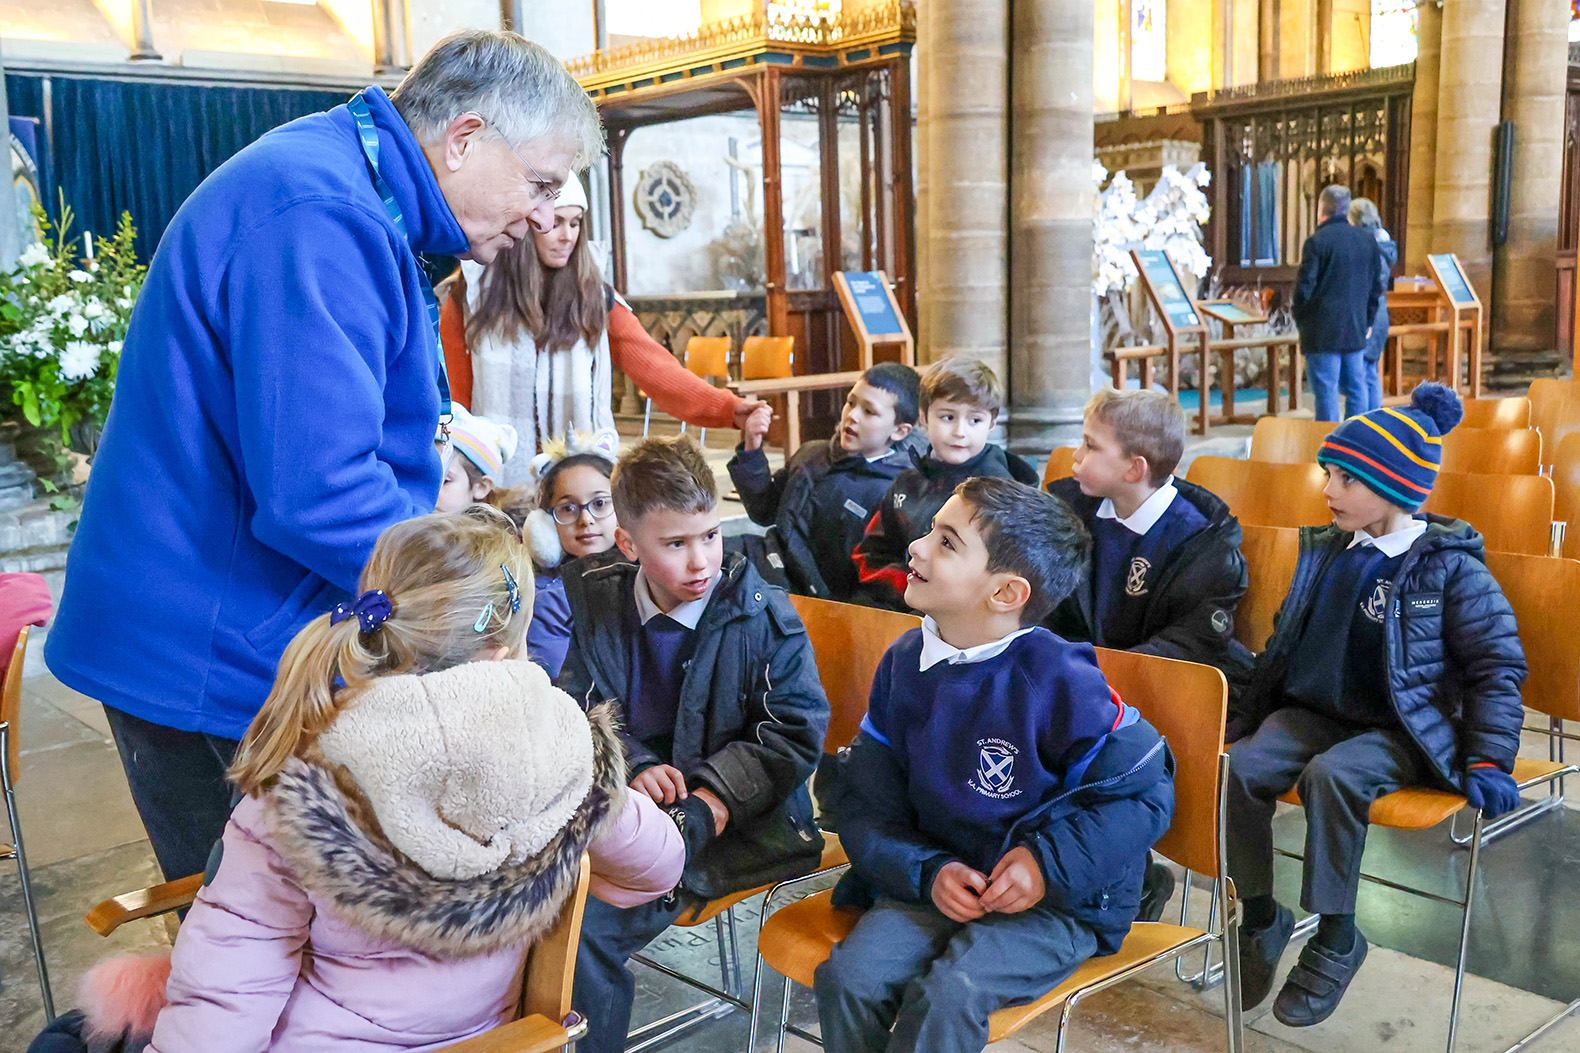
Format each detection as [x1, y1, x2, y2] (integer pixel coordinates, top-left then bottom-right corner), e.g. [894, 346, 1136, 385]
[1228, 384, 1526, 1028]
[728, 362, 921, 600]
[558, 436, 830, 1053]
[817, 477, 1174, 1053]
[853, 357, 1038, 609]
[1045, 387, 1253, 918]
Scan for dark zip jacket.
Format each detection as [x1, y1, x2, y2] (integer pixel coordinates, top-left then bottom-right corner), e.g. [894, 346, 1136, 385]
[728, 440, 912, 600]
[1230, 516, 1526, 787]
[1044, 477, 1254, 678]
[557, 550, 830, 898]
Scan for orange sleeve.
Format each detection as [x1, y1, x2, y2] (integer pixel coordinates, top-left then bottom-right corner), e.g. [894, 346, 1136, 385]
[607, 302, 742, 430]
[438, 295, 473, 411]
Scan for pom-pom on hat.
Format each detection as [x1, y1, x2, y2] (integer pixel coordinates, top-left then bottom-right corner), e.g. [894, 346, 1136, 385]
[440, 405, 519, 480]
[1316, 382, 1464, 511]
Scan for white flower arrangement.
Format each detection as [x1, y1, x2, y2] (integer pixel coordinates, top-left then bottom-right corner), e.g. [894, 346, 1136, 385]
[1093, 161, 1212, 298]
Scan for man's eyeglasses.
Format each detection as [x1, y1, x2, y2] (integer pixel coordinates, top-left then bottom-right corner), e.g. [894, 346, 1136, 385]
[551, 496, 615, 525]
[465, 112, 562, 205]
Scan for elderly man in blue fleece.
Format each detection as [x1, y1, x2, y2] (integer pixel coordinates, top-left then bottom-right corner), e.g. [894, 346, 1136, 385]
[45, 31, 603, 883]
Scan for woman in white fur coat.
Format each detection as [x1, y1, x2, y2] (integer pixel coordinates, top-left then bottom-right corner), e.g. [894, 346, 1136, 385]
[31, 506, 683, 1053]
[439, 174, 770, 482]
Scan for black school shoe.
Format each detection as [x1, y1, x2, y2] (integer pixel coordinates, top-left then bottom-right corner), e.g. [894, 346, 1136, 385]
[1138, 858, 1176, 922]
[1272, 929, 1369, 1027]
[1237, 902, 1295, 1009]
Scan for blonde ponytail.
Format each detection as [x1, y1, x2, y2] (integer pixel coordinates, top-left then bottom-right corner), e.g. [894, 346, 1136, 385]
[230, 504, 531, 796]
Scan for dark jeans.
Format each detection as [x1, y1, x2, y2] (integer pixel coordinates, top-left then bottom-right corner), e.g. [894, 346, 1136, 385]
[813, 896, 1099, 1053]
[1226, 706, 1425, 915]
[571, 892, 689, 1053]
[103, 705, 240, 883]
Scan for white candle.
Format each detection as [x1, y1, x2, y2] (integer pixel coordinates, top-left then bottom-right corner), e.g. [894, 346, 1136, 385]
[84, 232, 93, 261]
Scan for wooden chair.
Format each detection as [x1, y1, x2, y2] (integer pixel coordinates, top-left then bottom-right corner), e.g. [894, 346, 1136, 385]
[679, 336, 733, 446]
[1236, 525, 1300, 653]
[741, 335, 795, 382]
[748, 648, 1243, 1053]
[1185, 456, 1331, 528]
[1422, 472, 1554, 556]
[1528, 378, 1580, 431]
[1555, 433, 1580, 560]
[2, 625, 53, 1020]
[1438, 426, 1542, 475]
[632, 596, 918, 1051]
[87, 857, 595, 1052]
[1535, 396, 1580, 471]
[1041, 446, 1075, 486]
[1460, 396, 1530, 429]
[1248, 417, 1336, 465]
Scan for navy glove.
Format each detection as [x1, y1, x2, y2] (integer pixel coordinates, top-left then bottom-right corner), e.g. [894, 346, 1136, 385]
[1464, 764, 1520, 819]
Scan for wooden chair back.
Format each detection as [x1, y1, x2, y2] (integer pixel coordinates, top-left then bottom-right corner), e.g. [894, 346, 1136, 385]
[1529, 378, 1580, 429]
[1422, 472, 1555, 556]
[741, 336, 795, 381]
[2, 626, 29, 784]
[1092, 648, 1226, 877]
[789, 595, 920, 754]
[1535, 396, 1580, 469]
[1460, 397, 1530, 429]
[683, 336, 731, 381]
[1042, 446, 1075, 486]
[1484, 554, 1580, 724]
[1249, 417, 1336, 464]
[1555, 433, 1580, 560]
[1237, 526, 1300, 653]
[1439, 426, 1542, 475]
[516, 855, 590, 1028]
[1185, 456, 1331, 528]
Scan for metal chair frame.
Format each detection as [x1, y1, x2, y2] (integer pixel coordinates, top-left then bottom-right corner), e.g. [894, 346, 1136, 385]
[1, 623, 54, 1022]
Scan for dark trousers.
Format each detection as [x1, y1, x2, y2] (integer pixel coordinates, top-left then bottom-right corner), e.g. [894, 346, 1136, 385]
[571, 893, 688, 1053]
[813, 897, 1099, 1053]
[103, 705, 240, 883]
[1227, 706, 1425, 915]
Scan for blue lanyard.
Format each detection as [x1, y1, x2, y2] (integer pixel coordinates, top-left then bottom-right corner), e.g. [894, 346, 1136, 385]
[347, 92, 452, 427]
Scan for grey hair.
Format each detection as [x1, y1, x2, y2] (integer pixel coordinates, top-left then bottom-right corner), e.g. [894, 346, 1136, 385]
[1348, 196, 1382, 230]
[391, 30, 604, 169]
[1319, 184, 1351, 219]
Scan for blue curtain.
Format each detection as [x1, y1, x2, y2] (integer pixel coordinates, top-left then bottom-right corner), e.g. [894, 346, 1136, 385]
[5, 74, 350, 260]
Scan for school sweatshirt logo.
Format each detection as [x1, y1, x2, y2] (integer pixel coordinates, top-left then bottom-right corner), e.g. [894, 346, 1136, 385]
[1361, 579, 1391, 624]
[971, 738, 1021, 799]
[1125, 557, 1152, 597]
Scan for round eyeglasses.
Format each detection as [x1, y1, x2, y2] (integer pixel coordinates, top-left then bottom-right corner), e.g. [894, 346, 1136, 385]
[552, 496, 615, 525]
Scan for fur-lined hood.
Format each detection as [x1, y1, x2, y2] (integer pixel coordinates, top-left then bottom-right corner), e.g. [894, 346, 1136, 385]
[264, 682, 626, 959]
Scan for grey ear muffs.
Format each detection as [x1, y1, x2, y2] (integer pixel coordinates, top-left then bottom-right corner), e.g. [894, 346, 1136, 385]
[526, 507, 564, 569]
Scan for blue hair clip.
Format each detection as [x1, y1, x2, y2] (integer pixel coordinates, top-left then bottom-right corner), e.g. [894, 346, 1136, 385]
[331, 590, 393, 634]
[474, 564, 522, 634]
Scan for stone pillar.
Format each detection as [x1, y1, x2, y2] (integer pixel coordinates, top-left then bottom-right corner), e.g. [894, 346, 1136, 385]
[915, 0, 1008, 369]
[1493, 0, 1569, 356]
[1007, 0, 1094, 449]
[1403, 1, 1441, 276]
[1429, 0, 1507, 303]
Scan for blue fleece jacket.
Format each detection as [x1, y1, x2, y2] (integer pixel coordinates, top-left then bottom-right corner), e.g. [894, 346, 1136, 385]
[46, 86, 466, 739]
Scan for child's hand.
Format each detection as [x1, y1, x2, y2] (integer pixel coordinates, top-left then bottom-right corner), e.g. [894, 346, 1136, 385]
[631, 764, 688, 805]
[740, 403, 773, 451]
[931, 861, 989, 922]
[980, 846, 1045, 914]
[693, 787, 730, 834]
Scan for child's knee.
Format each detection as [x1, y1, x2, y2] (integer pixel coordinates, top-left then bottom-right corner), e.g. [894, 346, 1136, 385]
[908, 964, 989, 1022]
[1296, 752, 1357, 802]
[815, 945, 887, 1006]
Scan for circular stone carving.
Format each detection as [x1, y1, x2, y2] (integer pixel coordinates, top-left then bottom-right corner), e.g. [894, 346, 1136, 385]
[634, 161, 696, 239]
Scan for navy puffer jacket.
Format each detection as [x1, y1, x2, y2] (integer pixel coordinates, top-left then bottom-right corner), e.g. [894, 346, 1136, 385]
[1230, 516, 1527, 787]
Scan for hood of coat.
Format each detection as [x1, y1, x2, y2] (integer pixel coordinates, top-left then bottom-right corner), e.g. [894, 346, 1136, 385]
[265, 691, 626, 960]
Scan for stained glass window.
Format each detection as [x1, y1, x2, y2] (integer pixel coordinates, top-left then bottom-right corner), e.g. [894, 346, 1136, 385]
[1570, 0, 1579, 43]
[1371, 0, 1419, 67]
[1132, 0, 1167, 82]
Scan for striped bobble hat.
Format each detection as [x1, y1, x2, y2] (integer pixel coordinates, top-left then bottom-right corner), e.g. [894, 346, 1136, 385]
[440, 405, 519, 480]
[1316, 382, 1463, 511]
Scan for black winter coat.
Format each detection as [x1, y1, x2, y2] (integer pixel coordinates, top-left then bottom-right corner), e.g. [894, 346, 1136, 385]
[557, 550, 831, 898]
[1230, 518, 1527, 788]
[1044, 477, 1255, 678]
[852, 444, 1040, 609]
[727, 440, 911, 600]
[1293, 215, 1385, 354]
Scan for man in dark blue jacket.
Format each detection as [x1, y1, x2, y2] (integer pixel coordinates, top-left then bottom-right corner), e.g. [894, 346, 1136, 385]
[44, 32, 601, 884]
[816, 478, 1173, 1053]
[1292, 184, 1384, 421]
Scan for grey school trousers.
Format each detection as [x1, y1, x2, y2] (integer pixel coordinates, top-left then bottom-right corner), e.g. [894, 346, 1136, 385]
[1227, 706, 1425, 916]
[813, 896, 1099, 1053]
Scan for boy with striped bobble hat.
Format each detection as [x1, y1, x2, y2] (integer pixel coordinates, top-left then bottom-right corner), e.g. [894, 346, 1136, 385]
[1225, 383, 1527, 1029]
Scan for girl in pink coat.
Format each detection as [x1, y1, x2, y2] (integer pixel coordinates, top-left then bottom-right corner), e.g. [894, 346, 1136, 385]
[34, 505, 684, 1053]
